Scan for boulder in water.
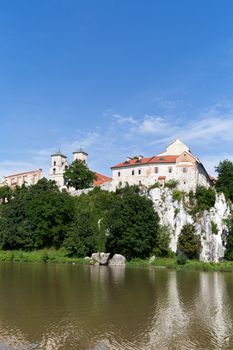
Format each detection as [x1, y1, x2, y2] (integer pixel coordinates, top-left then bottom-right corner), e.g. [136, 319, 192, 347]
[91, 252, 110, 265]
[108, 254, 126, 266]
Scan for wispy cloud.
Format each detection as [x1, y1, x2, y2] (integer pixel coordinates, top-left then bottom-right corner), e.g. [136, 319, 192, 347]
[1, 103, 233, 179]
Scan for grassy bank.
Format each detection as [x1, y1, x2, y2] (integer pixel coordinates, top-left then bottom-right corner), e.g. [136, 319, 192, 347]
[1, 250, 233, 271]
[127, 257, 233, 272]
[0, 249, 89, 265]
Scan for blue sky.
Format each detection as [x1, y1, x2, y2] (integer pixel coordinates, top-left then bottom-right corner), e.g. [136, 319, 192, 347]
[1, 0, 233, 178]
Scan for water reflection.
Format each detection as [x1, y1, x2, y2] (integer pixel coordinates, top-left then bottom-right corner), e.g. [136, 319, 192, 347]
[0, 263, 233, 349]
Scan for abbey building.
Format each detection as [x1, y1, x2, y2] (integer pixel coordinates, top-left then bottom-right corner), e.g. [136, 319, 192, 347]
[107, 139, 213, 192]
[0, 139, 214, 193]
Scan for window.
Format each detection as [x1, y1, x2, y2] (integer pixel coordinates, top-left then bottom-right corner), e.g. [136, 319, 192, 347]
[183, 168, 187, 173]
[53, 161, 56, 166]
[53, 168, 56, 175]
[168, 167, 172, 173]
[138, 169, 141, 175]
[155, 167, 159, 173]
[132, 170, 135, 175]
[118, 172, 120, 177]
[139, 180, 142, 185]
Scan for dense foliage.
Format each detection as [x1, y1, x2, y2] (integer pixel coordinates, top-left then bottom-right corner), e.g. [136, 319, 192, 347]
[105, 186, 160, 260]
[216, 160, 233, 201]
[191, 186, 216, 214]
[0, 179, 75, 250]
[0, 182, 161, 260]
[224, 214, 233, 260]
[177, 223, 202, 259]
[64, 159, 97, 190]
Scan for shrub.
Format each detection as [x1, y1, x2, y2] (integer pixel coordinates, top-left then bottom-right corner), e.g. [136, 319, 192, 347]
[176, 252, 187, 265]
[192, 186, 216, 214]
[177, 223, 202, 259]
[153, 225, 172, 257]
[224, 214, 233, 260]
[164, 180, 179, 189]
[149, 181, 160, 190]
[188, 190, 195, 205]
[172, 189, 183, 202]
[211, 221, 218, 235]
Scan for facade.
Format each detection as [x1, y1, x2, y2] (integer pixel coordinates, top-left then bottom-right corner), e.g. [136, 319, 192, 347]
[49, 148, 111, 190]
[110, 139, 212, 192]
[0, 169, 43, 189]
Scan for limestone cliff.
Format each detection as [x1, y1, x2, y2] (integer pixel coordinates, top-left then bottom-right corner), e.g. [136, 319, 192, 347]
[149, 188, 231, 262]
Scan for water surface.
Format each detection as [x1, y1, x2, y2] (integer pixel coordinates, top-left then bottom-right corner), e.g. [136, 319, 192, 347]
[0, 263, 233, 350]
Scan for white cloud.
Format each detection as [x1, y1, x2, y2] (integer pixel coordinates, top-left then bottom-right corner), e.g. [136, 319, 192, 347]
[2, 103, 233, 179]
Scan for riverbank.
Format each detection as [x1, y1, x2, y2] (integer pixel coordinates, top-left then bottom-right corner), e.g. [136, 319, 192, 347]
[127, 257, 233, 272]
[1, 250, 233, 271]
[0, 249, 89, 265]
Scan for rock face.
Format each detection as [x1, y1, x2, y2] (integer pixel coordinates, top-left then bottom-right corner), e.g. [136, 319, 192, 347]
[91, 252, 110, 265]
[108, 254, 126, 266]
[149, 188, 231, 262]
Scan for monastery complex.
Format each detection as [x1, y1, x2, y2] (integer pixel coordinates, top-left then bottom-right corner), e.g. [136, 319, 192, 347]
[0, 139, 214, 192]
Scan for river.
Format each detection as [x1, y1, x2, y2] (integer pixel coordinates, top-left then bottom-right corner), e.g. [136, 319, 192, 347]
[0, 263, 233, 349]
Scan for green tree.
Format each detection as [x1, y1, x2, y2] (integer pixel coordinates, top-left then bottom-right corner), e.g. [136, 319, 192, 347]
[64, 160, 97, 190]
[0, 186, 12, 204]
[194, 186, 216, 213]
[64, 187, 114, 256]
[0, 178, 75, 250]
[153, 225, 172, 257]
[64, 211, 97, 257]
[216, 160, 233, 201]
[224, 214, 233, 260]
[177, 223, 202, 259]
[106, 186, 160, 260]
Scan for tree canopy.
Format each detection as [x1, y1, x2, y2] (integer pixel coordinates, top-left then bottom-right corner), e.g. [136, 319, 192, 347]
[215, 160, 233, 201]
[177, 223, 201, 259]
[64, 160, 97, 190]
[0, 178, 75, 250]
[105, 186, 160, 260]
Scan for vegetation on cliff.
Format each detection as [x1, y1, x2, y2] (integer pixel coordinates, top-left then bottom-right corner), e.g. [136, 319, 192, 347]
[0, 158, 233, 264]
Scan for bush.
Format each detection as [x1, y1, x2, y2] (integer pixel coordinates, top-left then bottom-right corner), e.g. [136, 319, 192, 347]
[224, 214, 233, 260]
[172, 190, 183, 202]
[149, 182, 160, 190]
[193, 186, 216, 213]
[211, 221, 218, 235]
[177, 223, 202, 259]
[164, 180, 179, 189]
[153, 225, 172, 257]
[176, 252, 187, 265]
[188, 190, 195, 205]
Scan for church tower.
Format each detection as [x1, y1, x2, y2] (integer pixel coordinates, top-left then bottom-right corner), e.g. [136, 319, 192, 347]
[49, 150, 68, 188]
[72, 148, 88, 165]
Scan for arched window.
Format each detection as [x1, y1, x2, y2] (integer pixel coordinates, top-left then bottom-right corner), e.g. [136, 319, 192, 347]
[53, 168, 56, 175]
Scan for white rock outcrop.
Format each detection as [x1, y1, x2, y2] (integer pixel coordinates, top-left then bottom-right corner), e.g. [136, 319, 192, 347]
[91, 252, 110, 265]
[149, 188, 231, 262]
[108, 254, 126, 266]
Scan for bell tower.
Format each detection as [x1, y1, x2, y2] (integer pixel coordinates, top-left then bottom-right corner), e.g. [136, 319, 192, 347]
[49, 150, 68, 188]
[72, 148, 88, 165]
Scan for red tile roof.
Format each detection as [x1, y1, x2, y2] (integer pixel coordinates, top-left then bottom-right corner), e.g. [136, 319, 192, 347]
[111, 155, 178, 169]
[94, 172, 112, 186]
